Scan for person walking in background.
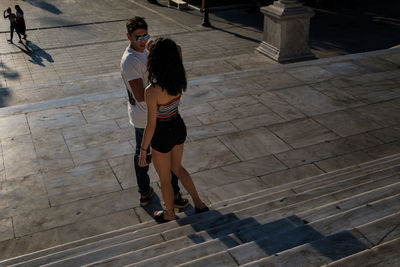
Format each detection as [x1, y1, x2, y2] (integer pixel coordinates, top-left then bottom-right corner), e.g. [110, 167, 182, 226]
[15, 5, 27, 40]
[139, 38, 209, 223]
[3, 7, 22, 43]
[120, 17, 189, 209]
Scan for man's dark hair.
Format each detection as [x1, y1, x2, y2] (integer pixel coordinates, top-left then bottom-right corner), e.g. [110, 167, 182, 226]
[147, 38, 187, 96]
[126, 16, 147, 34]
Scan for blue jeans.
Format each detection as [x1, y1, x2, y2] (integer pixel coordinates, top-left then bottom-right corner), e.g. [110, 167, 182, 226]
[134, 127, 180, 196]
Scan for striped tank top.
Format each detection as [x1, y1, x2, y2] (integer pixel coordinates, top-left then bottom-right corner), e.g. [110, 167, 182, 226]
[157, 94, 181, 119]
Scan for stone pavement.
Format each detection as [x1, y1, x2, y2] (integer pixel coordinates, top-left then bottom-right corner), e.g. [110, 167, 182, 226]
[0, 0, 400, 260]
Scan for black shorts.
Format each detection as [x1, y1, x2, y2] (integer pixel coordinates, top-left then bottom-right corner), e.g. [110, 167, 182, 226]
[151, 114, 187, 153]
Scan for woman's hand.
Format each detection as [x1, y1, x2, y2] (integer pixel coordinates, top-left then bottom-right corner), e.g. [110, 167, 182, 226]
[138, 150, 148, 167]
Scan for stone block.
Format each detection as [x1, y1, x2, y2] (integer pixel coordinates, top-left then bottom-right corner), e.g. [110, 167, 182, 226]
[257, 2, 314, 62]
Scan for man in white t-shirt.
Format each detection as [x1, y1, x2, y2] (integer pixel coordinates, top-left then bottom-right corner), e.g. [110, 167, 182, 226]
[120, 17, 188, 208]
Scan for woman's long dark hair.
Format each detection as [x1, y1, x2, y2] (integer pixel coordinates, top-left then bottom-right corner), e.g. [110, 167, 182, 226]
[147, 38, 186, 96]
[15, 5, 23, 15]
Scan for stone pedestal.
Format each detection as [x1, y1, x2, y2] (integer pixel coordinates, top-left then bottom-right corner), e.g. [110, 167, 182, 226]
[257, 0, 315, 62]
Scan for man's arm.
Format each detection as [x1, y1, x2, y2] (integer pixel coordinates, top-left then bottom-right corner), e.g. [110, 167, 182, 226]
[128, 78, 145, 102]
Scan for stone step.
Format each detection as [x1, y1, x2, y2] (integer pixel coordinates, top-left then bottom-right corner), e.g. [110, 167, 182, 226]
[225, 164, 400, 218]
[81, 219, 303, 266]
[3, 158, 399, 266]
[181, 211, 400, 267]
[35, 169, 400, 266]
[161, 174, 400, 245]
[212, 153, 400, 209]
[85, 179, 400, 266]
[324, 238, 400, 267]
[241, 212, 400, 267]
[227, 193, 400, 265]
[236, 180, 400, 243]
[5, 210, 224, 267]
[122, 194, 400, 266]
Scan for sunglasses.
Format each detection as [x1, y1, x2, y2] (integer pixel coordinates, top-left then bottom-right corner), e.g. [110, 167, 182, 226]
[134, 34, 150, 42]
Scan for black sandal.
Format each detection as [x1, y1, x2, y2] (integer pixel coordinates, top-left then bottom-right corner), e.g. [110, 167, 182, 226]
[195, 205, 210, 214]
[153, 210, 174, 223]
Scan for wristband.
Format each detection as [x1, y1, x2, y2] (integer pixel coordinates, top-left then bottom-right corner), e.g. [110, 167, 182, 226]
[140, 147, 147, 151]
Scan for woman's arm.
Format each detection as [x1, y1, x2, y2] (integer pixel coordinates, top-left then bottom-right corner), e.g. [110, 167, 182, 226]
[139, 85, 159, 166]
[4, 11, 8, 19]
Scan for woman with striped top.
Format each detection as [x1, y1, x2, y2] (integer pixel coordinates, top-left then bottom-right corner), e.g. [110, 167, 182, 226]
[139, 38, 209, 223]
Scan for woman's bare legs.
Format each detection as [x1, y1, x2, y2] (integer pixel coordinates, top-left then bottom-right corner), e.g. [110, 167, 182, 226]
[170, 144, 206, 209]
[152, 149, 175, 221]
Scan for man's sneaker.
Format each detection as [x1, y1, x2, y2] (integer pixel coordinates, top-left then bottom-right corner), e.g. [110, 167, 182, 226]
[139, 187, 154, 207]
[174, 192, 189, 208]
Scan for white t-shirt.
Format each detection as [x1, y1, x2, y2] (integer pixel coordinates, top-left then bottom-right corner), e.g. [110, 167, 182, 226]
[120, 45, 149, 128]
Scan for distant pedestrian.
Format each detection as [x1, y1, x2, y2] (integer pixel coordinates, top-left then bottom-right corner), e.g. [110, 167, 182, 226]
[15, 5, 27, 40]
[3, 7, 22, 43]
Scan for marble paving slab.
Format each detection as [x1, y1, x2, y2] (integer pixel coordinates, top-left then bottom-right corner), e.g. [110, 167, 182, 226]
[62, 120, 120, 139]
[192, 168, 254, 192]
[43, 163, 121, 206]
[260, 164, 324, 188]
[216, 79, 266, 97]
[287, 66, 336, 84]
[204, 177, 269, 203]
[79, 98, 126, 123]
[369, 125, 400, 143]
[182, 137, 240, 173]
[31, 129, 65, 149]
[0, 174, 49, 218]
[196, 104, 271, 125]
[325, 133, 383, 156]
[12, 187, 140, 237]
[0, 209, 140, 261]
[208, 95, 259, 111]
[364, 142, 400, 160]
[181, 84, 225, 105]
[65, 127, 134, 152]
[187, 121, 238, 141]
[36, 142, 75, 172]
[0, 218, 13, 243]
[353, 56, 399, 73]
[218, 127, 291, 161]
[310, 85, 366, 108]
[70, 141, 133, 165]
[321, 61, 370, 76]
[221, 155, 287, 177]
[251, 72, 304, 91]
[231, 112, 285, 131]
[269, 118, 339, 149]
[255, 92, 306, 121]
[27, 106, 86, 134]
[275, 142, 337, 168]
[180, 102, 215, 117]
[355, 101, 400, 127]
[2, 134, 40, 179]
[0, 114, 30, 139]
[313, 109, 382, 137]
[274, 85, 347, 116]
[315, 151, 376, 172]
